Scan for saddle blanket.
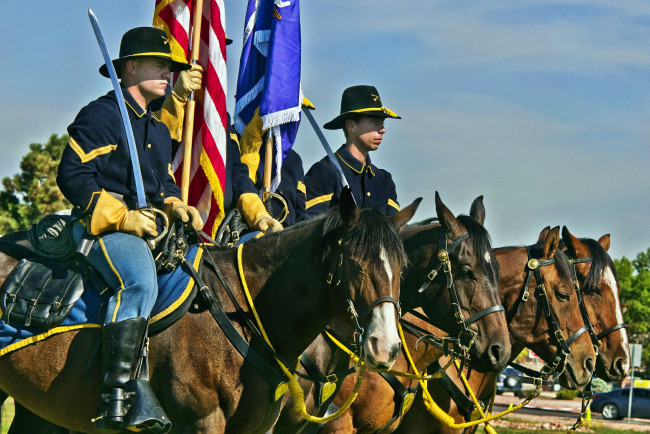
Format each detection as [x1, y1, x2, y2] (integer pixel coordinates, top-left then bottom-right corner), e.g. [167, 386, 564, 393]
[0, 245, 203, 357]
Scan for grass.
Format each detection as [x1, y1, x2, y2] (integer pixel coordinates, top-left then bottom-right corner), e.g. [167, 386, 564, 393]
[0, 398, 14, 434]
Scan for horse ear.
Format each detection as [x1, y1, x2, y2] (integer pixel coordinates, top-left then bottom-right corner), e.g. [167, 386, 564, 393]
[435, 192, 463, 235]
[339, 187, 360, 226]
[542, 226, 561, 259]
[561, 226, 589, 258]
[391, 197, 422, 230]
[598, 234, 611, 252]
[469, 195, 485, 226]
[536, 226, 551, 248]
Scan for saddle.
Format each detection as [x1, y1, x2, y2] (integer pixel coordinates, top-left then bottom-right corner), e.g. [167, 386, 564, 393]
[0, 215, 195, 331]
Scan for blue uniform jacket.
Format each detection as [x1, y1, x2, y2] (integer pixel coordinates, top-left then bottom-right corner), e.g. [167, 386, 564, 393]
[224, 121, 258, 213]
[58, 89, 180, 215]
[304, 145, 400, 217]
[254, 149, 307, 226]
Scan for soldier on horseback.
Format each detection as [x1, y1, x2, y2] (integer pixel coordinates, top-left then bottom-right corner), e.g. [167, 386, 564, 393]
[57, 27, 201, 433]
[305, 85, 401, 217]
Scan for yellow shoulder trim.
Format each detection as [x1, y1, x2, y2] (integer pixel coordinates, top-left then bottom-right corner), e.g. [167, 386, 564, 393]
[297, 181, 306, 195]
[168, 163, 176, 182]
[151, 247, 204, 324]
[230, 132, 240, 146]
[388, 198, 400, 211]
[306, 193, 333, 209]
[69, 137, 118, 164]
[0, 324, 101, 358]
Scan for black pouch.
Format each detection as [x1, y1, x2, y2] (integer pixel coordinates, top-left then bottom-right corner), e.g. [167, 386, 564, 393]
[214, 208, 251, 247]
[0, 258, 87, 329]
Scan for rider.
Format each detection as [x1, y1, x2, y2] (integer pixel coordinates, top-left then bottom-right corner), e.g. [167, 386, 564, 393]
[57, 27, 199, 432]
[304, 85, 401, 217]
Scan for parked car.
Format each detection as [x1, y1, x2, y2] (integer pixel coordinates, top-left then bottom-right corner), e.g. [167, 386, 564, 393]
[591, 388, 650, 420]
[496, 367, 526, 398]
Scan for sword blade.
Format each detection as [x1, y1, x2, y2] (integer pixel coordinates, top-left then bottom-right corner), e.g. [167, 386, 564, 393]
[302, 108, 349, 190]
[88, 9, 147, 209]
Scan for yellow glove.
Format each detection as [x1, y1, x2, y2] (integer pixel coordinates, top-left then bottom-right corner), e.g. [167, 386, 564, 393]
[237, 192, 284, 234]
[172, 63, 203, 101]
[254, 215, 283, 234]
[89, 191, 158, 238]
[164, 197, 204, 230]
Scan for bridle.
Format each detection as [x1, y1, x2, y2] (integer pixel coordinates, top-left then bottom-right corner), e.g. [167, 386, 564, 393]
[508, 246, 590, 381]
[414, 229, 504, 347]
[567, 255, 626, 346]
[326, 233, 401, 351]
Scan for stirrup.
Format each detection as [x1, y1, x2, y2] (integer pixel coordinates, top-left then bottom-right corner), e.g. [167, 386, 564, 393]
[122, 379, 171, 433]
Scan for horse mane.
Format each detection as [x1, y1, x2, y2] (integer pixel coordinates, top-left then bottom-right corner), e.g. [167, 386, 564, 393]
[565, 238, 617, 295]
[456, 215, 499, 285]
[321, 207, 407, 267]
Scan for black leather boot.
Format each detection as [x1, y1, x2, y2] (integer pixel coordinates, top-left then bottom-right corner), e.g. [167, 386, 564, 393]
[94, 317, 171, 433]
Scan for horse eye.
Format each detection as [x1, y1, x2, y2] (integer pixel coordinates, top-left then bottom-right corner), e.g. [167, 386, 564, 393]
[556, 291, 571, 301]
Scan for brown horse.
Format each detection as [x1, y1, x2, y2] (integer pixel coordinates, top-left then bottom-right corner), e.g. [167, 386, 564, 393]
[273, 194, 511, 433]
[394, 226, 604, 434]
[0, 190, 421, 433]
[561, 227, 630, 381]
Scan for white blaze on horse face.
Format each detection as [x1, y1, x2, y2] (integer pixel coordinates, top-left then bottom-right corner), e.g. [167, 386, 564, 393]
[364, 246, 400, 367]
[603, 265, 630, 368]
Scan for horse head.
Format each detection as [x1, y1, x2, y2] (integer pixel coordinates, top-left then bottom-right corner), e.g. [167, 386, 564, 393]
[324, 188, 421, 371]
[500, 226, 597, 389]
[562, 227, 630, 382]
[402, 193, 510, 373]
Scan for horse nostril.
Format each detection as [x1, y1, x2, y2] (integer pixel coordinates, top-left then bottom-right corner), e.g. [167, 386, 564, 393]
[614, 357, 626, 376]
[585, 357, 594, 373]
[490, 344, 502, 365]
[389, 342, 401, 362]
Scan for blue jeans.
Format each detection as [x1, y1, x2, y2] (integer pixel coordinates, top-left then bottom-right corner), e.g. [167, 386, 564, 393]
[73, 223, 157, 325]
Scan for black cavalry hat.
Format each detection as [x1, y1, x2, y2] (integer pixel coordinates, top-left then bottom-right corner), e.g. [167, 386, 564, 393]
[323, 85, 401, 130]
[99, 27, 192, 78]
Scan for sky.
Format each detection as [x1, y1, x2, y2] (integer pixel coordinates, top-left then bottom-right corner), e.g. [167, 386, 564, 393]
[1, 1, 649, 261]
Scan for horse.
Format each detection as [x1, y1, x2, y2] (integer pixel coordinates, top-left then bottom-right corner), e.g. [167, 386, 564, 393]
[561, 227, 630, 381]
[0, 189, 421, 433]
[394, 226, 605, 434]
[273, 194, 511, 433]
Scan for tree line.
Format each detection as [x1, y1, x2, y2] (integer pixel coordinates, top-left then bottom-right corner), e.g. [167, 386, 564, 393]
[1, 134, 649, 371]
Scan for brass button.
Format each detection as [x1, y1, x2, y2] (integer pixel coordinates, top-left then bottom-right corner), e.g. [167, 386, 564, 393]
[367, 192, 371, 197]
[147, 144, 152, 149]
[160, 192, 164, 197]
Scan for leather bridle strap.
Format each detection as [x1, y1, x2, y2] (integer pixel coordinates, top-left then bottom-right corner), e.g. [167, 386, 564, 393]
[357, 296, 401, 328]
[568, 256, 626, 343]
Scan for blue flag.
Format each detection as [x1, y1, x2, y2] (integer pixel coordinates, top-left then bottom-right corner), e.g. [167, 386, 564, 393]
[234, 0, 302, 192]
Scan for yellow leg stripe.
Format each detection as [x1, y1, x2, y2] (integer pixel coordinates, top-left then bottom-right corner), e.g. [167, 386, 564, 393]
[388, 199, 400, 211]
[306, 193, 333, 210]
[69, 137, 117, 163]
[98, 238, 125, 323]
[0, 324, 101, 358]
[150, 247, 204, 324]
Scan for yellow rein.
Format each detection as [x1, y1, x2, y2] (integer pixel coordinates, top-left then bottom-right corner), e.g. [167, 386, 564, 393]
[236, 244, 366, 423]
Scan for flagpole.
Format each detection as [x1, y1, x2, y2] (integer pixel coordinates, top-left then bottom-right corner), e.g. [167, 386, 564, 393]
[262, 134, 273, 204]
[181, 0, 204, 203]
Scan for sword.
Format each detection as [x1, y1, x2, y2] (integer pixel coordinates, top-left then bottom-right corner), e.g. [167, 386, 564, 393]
[302, 107, 350, 190]
[88, 8, 147, 209]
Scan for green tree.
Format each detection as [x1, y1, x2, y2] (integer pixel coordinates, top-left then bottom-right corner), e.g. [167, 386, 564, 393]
[0, 134, 70, 233]
[615, 249, 650, 370]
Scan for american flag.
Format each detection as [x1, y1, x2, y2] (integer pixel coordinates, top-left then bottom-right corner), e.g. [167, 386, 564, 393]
[153, 0, 228, 237]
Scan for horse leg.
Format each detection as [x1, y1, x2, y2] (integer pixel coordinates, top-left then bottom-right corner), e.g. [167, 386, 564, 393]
[9, 402, 70, 434]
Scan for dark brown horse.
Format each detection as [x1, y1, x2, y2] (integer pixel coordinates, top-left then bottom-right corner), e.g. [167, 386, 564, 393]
[0, 190, 421, 433]
[394, 226, 604, 434]
[274, 195, 511, 433]
[561, 227, 630, 381]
